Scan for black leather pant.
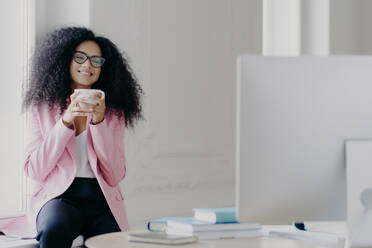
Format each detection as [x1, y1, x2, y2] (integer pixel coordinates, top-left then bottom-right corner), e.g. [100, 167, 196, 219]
[36, 177, 120, 248]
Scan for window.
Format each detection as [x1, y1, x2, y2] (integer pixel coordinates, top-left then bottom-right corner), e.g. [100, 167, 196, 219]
[0, 0, 34, 214]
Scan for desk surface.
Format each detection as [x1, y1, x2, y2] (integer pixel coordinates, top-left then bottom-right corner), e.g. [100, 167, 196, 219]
[85, 222, 347, 248]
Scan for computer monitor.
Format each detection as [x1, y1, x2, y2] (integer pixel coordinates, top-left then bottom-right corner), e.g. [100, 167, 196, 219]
[236, 55, 372, 224]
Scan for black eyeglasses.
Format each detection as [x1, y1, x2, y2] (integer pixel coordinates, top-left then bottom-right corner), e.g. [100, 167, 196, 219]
[73, 51, 105, 68]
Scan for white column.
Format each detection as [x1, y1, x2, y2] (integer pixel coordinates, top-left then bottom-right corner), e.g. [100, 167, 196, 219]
[263, 0, 330, 56]
[263, 0, 301, 56]
[301, 0, 329, 55]
[23, 0, 36, 211]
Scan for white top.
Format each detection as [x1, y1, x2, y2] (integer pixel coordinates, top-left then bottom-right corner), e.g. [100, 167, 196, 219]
[75, 130, 95, 178]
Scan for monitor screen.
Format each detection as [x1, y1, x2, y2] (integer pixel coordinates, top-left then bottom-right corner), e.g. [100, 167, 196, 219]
[236, 55, 372, 224]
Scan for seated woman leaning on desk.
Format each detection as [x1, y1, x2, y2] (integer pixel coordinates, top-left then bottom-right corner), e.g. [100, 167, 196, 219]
[16, 27, 143, 248]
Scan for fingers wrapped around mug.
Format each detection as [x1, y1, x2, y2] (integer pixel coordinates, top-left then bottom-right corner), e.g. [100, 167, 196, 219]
[71, 103, 95, 116]
[91, 93, 106, 124]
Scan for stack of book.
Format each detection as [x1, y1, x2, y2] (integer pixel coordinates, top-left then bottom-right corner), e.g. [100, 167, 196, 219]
[146, 207, 262, 240]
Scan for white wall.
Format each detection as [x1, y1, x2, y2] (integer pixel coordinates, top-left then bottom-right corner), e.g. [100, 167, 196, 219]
[35, 0, 90, 42]
[90, 0, 262, 227]
[329, 0, 358, 54]
[329, 0, 372, 55]
[353, 0, 372, 55]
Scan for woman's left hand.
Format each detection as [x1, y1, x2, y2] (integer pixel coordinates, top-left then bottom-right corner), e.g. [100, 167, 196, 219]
[90, 92, 106, 124]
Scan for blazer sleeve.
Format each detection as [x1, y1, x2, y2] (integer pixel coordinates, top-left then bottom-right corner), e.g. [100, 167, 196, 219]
[23, 105, 75, 183]
[89, 116, 126, 187]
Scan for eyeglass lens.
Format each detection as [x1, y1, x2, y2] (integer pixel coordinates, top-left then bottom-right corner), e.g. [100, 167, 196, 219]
[73, 52, 105, 68]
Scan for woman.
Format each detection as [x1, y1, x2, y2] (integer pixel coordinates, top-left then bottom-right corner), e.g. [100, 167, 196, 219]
[21, 26, 143, 247]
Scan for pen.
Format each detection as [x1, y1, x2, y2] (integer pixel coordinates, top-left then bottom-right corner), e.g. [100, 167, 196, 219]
[293, 222, 307, 231]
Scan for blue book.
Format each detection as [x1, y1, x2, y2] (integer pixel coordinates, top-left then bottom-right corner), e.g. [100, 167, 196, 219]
[146, 217, 192, 232]
[192, 207, 237, 223]
[166, 217, 261, 233]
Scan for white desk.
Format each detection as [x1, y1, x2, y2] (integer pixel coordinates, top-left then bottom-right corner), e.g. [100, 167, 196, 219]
[85, 222, 347, 248]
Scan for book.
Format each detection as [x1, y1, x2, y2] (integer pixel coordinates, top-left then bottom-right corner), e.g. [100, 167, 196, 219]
[146, 217, 192, 232]
[128, 231, 198, 245]
[192, 207, 237, 223]
[166, 226, 263, 240]
[166, 218, 261, 233]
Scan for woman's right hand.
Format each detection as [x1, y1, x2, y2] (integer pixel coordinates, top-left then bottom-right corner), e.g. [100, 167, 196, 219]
[62, 92, 94, 127]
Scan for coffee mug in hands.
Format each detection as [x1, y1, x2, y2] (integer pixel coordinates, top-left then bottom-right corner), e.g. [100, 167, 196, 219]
[74, 89, 105, 106]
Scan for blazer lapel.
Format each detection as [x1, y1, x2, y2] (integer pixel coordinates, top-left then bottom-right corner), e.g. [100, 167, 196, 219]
[66, 136, 77, 166]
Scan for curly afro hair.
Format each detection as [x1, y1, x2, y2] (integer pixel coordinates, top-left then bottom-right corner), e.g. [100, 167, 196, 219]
[23, 26, 143, 128]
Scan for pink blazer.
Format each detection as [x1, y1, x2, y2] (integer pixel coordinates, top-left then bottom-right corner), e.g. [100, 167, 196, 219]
[0, 104, 129, 238]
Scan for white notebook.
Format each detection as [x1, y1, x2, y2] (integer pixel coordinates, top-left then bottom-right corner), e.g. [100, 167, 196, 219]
[128, 231, 198, 245]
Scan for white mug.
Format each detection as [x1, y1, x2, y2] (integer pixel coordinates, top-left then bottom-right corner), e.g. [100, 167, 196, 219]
[74, 89, 105, 105]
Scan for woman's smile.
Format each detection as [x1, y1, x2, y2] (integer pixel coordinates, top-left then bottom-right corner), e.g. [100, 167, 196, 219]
[77, 69, 93, 77]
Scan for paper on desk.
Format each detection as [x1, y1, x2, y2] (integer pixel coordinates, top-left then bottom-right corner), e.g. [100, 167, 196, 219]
[263, 225, 345, 244]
